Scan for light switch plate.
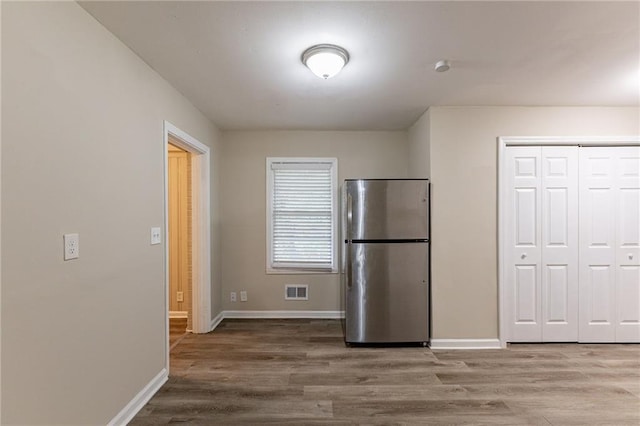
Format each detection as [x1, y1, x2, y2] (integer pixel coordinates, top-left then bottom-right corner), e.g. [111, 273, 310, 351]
[64, 233, 79, 261]
[151, 227, 161, 245]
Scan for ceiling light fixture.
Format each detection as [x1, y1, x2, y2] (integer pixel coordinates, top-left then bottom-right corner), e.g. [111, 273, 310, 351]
[302, 44, 349, 80]
[434, 60, 451, 72]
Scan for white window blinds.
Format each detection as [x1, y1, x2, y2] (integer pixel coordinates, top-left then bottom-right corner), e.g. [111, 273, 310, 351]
[267, 158, 337, 271]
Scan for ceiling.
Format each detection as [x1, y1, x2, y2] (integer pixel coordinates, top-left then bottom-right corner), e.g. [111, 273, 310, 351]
[80, 1, 639, 131]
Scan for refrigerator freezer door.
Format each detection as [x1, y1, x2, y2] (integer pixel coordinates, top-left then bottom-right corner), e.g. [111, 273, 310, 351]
[345, 242, 429, 343]
[346, 180, 429, 241]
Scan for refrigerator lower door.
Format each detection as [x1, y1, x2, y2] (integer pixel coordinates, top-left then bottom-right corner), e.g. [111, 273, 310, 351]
[345, 242, 429, 343]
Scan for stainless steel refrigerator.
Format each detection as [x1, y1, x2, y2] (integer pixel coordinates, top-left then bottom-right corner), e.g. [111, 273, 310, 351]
[342, 179, 430, 344]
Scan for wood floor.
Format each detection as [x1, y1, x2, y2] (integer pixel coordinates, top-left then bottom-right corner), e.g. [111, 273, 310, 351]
[169, 317, 188, 350]
[132, 319, 640, 425]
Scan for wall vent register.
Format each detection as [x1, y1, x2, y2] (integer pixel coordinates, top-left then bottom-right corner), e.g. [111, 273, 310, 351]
[285, 285, 308, 300]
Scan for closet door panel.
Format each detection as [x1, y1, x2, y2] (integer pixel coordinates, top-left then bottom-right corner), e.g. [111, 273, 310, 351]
[506, 147, 542, 342]
[578, 147, 640, 342]
[545, 265, 569, 322]
[579, 148, 616, 342]
[617, 266, 640, 337]
[614, 147, 640, 342]
[541, 147, 578, 341]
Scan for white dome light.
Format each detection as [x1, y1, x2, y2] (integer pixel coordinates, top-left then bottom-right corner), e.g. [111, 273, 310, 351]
[302, 44, 349, 79]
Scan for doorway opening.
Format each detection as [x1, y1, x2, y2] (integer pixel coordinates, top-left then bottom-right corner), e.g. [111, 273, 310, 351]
[163, 121, 212, 370]
[168, 142, 192, 347]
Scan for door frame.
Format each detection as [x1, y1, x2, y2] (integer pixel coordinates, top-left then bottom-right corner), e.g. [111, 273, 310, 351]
[163, 121, 212, 364]
[497, 136, 640, 348]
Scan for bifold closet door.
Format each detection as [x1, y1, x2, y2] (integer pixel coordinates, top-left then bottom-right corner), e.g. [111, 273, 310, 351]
[541, 147, 579, 341]
[506, 147, 542, 342]
[579, 147, 640, 342]
[505, 147, 578, 342]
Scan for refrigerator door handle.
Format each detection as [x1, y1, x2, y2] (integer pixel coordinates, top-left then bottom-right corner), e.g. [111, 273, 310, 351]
[346, 241, 352, 288]
[346, 194, 353, 288]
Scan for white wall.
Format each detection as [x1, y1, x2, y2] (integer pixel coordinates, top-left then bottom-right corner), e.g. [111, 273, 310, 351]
[429, 106, 640, 339]
[220, 131, 408, 312]
[1, 2, 221, 424]
[408, 109, 430, 178]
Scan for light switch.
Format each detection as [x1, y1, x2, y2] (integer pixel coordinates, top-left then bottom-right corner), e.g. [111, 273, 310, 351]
[151, 227, 161, 245]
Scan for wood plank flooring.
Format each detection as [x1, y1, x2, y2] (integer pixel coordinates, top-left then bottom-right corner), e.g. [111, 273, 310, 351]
[132, 319, 640, 425]
[169, 317, 188, 350]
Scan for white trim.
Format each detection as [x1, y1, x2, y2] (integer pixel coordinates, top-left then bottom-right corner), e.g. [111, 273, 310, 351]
[165, 122, 210, 153]
[266, 157, 339, 274]
[223, 310, 345, 319]
[500, 136, 640, 147]
[107, 368, 168, 426]
[265, 269, 339, 275]
[169, 311, 188, 319]
[429, 339, 502, 350]
[0, 2, 3, 416]
[498, 137, 509, 349]
[497, 136, 640, 348]
[163, 121, 213, 380]
[209, 310, 224, 331]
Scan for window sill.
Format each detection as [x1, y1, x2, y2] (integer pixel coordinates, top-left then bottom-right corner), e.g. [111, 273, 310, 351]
[266, 268, 339, 275]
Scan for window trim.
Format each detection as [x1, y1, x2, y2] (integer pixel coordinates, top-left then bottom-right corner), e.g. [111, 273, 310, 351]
[266, 157, 338, 274]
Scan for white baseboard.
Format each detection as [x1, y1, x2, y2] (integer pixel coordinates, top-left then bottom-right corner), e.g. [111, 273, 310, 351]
[209, 310, 224, 331]
[223, 310, 344, 319]
[169, 311, 188, 319]
[429, 338, 502, 350]
[108, 368, 168, 426]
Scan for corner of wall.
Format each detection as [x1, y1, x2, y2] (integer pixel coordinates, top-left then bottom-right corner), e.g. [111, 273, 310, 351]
[407, 108, 431, 178]
[207, 124, 224, 324]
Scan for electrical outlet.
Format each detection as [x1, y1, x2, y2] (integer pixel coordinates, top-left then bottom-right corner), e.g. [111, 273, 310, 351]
[177, 291, 184, 302]
[240, 291, 247, 302]
[63, 233, 79, 261]
[151, 227, 161, 245]
[230, 292, 237, 302]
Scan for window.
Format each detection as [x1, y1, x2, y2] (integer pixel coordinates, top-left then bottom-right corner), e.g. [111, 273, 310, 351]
[266, 157, 338, 273]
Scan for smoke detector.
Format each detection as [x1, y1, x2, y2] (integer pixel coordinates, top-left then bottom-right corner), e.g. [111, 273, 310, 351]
[435, 60, 451, 72]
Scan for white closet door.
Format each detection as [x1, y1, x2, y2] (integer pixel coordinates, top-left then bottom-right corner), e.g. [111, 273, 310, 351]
[541, 147, 579, 341]
[614, 147, 640, 342]
[579, 147, 640, 342]
[506, 147, 542, 342]
[579, 148, 617, 342]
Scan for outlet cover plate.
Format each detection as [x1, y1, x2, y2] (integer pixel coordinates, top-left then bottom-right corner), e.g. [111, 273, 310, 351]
[151, 227, 161, 245]
[240, 291, 247, 302]
[64, 233, 79, 261]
